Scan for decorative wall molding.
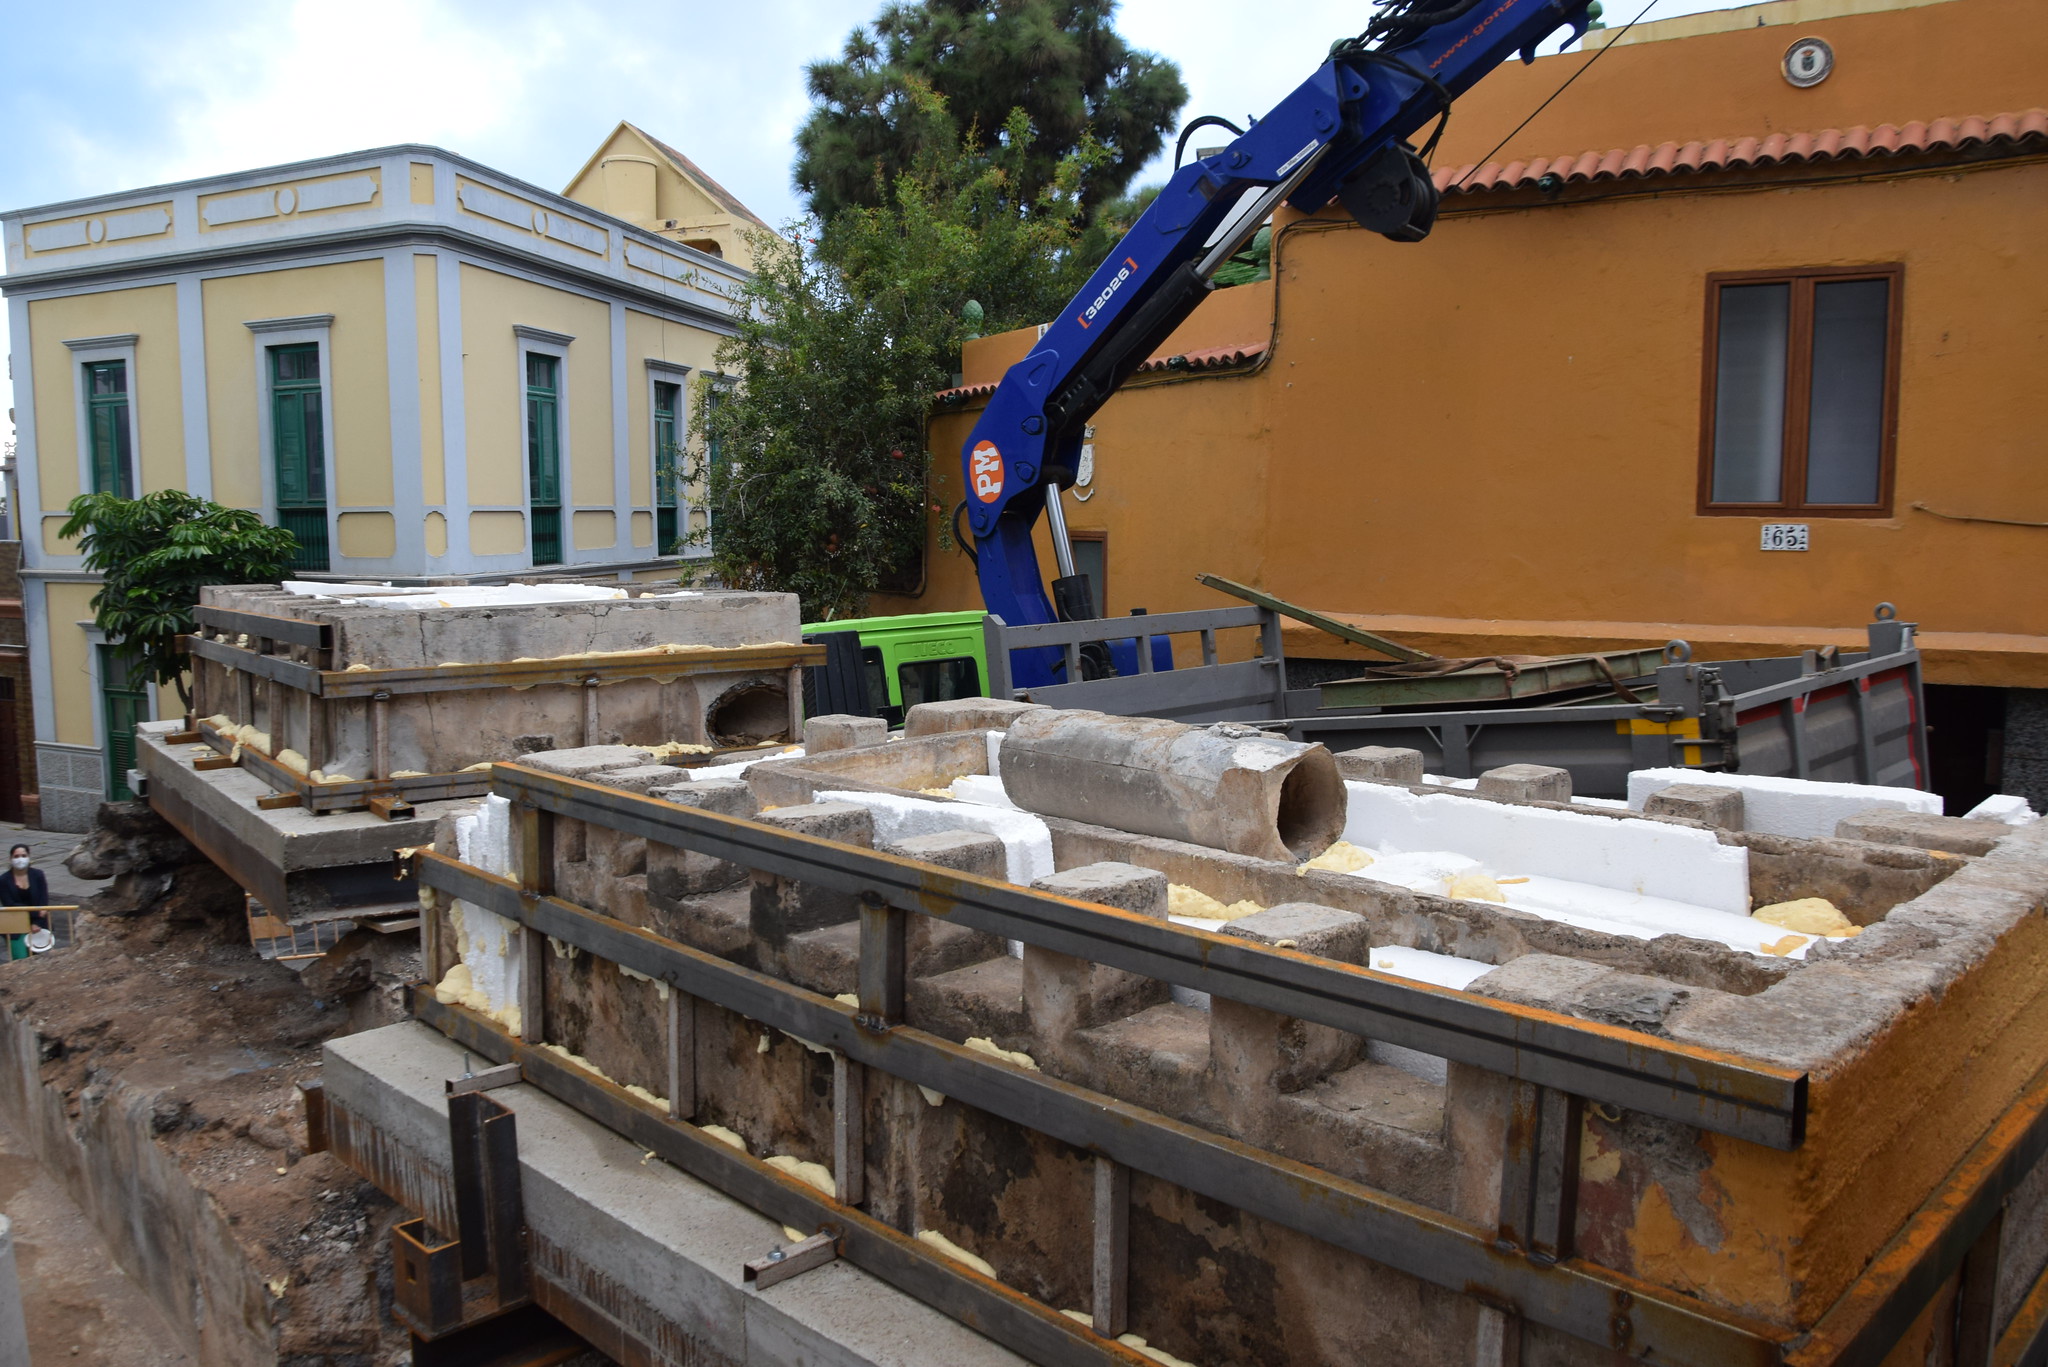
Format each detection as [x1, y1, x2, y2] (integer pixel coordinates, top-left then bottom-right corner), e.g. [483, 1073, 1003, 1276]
[104, 207, 172, 241]
[204, 188, 283, 227]
[539, 211, 608, 255]
[514, 323, 575, 348]
[644, 358, 691, 379]
[457, 180, 538, 231]
[62, 333, 139, 352]
[246, 313, 335, 334]
[296, 175, 378, 214]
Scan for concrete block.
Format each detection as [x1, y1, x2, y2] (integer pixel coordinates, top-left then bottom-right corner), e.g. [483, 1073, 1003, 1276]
[1644, 783, 1746, 830]
[591, 764, 692, 795]
[1834, 810, 2007, 857]
[647, 779, 757, 900]
[750, 804, 874, 957]
[521, 744, 656, 778]
[1627, 767, 1941, 839]
[1475, 764, 1572, 804]
[1570, 973, 1693, 1034]
[1024, 863, 1171, 1050]
[804, 714, 889, 754]
[1032, 861, 1169, 917]
[1223, 902, 1372, 963]
[881, 830, 1010, 974]
[1332, 746, 1427, 785]
[902, 697, 1047, 738]
[1466, 954, 1615, 1012]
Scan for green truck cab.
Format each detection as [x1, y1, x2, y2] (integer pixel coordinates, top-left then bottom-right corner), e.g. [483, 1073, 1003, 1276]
[801, 611, 989, 727]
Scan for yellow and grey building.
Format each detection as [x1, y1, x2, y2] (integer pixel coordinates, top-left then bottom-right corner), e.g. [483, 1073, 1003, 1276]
[2, 127, 769, 830]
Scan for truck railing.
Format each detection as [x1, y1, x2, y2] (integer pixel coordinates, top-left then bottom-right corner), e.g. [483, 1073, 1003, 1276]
[984, 604, 1286, 724]
[984, 608, 1927, 797]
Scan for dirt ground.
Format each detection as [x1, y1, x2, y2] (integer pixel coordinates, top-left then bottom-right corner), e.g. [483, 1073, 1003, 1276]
[0, 884, 408, 1364]
[0, 1109, 192, 1365]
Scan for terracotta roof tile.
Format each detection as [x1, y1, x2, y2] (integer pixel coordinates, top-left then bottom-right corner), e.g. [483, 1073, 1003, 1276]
[934, 341, 1267, 404]
[1436, 108, 2048, 195]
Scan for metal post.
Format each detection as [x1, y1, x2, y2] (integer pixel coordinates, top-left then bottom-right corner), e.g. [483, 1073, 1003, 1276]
[833, 1053, 865, 1205]
[1092, 1157, 1129, 1337]
[858, 894, 907, 1026]
[370, 691, 391, 781]
[515, 805, 553, 1043]
[582, 676, 600, 747]
[667, 989, 695, 1121]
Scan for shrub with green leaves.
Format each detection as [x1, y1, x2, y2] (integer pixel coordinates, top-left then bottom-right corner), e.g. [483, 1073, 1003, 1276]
[60, 490, 298, 712]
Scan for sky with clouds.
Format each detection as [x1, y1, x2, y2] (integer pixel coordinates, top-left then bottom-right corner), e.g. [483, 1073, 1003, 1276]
[0, 0, 1734, 447]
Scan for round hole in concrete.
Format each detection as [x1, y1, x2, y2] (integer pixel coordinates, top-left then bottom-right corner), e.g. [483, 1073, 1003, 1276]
[705, 678, 791, 748]
[1275, 750, 1347, 860]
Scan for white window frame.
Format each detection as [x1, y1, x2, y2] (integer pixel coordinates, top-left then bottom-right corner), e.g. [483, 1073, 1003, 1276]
[246, 314, 338, 560]
[64, 333, 141, 500]
[514, 325, 574, 568]
[645, 359, 691, 558]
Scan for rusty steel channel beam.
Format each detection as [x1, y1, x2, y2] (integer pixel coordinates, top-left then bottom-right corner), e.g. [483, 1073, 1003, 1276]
[479, 763, 1809, 1147]
[412, 854, 1789, 1365]
[1783, 1058, 2048, 1367]
[194, 605, 333, 651]
[316, 642, 826, 699]
[186, 635, 326, 693]
[411, 991, 1156, 1367]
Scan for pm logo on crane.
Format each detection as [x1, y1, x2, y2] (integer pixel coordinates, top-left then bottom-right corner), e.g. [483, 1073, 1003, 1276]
[971, 440, 1005, 503]
[1077, 257, 1141, 330]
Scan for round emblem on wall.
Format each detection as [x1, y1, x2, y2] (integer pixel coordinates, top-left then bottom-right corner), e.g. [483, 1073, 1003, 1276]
[1783, 36, 1834, 88]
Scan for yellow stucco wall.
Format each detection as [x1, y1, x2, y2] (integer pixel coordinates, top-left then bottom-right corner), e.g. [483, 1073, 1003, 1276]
[27, 284, 184, 510]
[624, 308, 723, 509]
[44, 582, 101, 746]
[458, 263, 613, 517]
[414, 254, 445, 506]
[202, 261, 391, 510]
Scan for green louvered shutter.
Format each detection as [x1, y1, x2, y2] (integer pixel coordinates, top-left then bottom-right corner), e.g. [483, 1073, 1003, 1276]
[269, 344, 328, 572]
[526, 354, 562, 565]
[85, 361, 134, 498]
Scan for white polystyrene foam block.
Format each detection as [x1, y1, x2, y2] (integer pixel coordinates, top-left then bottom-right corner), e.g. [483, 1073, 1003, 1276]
[985, 730, 1003, 779]
[949, 774, 1018, 810]
[1420, 774, 1479, 789]
[452, 794, 522, 1015]
[1367, 945, 1494, 991]
[280, 580, 684, 611]
[1966, 793, 2039, 826]
[817, 790, 1054, 886]
[1626, 767, 1941, 839]
[674, 747, 805, 783]
[1343, 780, 1750, 914]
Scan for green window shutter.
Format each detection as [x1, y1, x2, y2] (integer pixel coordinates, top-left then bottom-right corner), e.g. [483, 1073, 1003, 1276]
[268, 344, 328, 572]
[98, 645, 148, 800]
[85, 361, 133, 497]
[526, 353, 562, 564]
[653, 381, 680, 511]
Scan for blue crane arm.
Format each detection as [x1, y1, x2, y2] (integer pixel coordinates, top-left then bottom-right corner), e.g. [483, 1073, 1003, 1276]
[961, 0, 1596, 688]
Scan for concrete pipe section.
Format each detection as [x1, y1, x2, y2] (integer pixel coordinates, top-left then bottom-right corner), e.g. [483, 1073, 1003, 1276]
[1000, 710, 1345, 862]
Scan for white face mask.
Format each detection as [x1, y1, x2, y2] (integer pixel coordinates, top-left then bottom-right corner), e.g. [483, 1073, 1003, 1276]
[9, 857, 27, 870]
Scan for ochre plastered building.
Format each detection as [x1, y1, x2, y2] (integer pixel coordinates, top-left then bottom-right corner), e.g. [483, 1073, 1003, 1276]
[2, 136, 769, 830]
[904, 0, 2048, 814]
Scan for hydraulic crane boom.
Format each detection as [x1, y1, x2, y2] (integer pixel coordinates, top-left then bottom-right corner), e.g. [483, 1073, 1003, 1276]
[961, 0, 1597, 687]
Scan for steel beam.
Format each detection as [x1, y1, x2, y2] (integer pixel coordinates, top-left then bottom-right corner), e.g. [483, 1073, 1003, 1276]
[408, 867, 1788, 1366]
[462, 766, 1809, 1147]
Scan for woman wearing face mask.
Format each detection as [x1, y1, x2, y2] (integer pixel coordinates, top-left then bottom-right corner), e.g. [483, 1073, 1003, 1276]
[1, 844, 50, 960]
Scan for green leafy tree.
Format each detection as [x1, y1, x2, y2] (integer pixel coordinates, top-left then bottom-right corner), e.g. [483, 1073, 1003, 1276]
[796, 0, 1186, 225]
[60, 490, 297, 712]
[694, 95, 1106, 619]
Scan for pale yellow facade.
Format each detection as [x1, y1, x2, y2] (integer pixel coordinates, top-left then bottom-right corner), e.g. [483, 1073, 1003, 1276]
[563, 122, 775, 270]
[3, 139, 762, 828]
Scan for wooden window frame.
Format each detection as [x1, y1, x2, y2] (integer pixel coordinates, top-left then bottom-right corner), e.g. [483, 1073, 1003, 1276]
[1697, 264, 1903, 518]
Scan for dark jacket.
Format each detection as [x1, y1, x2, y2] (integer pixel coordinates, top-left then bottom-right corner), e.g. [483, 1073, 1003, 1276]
[0, 867, 51, 927]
